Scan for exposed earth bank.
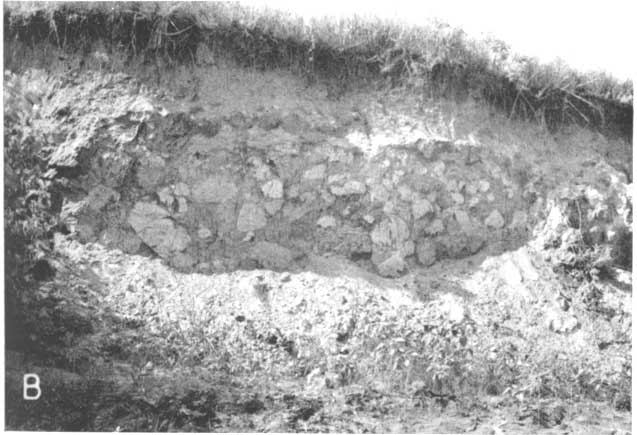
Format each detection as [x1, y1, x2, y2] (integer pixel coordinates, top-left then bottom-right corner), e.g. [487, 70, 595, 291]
[4, 55, 632, 432]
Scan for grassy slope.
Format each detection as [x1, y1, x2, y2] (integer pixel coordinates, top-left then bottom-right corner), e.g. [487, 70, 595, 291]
[3, 1, 634, 140]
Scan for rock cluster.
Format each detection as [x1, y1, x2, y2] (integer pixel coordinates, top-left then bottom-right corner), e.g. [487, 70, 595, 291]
[45, 76, 630, 277]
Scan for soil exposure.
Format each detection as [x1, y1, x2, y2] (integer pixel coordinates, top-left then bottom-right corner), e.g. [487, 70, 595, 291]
[3, 3, 633, 432]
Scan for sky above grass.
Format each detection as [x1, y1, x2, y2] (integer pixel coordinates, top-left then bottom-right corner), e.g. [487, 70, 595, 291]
[256, 0, 635, 81]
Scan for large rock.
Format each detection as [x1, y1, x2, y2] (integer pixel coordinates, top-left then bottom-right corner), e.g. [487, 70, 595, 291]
[237, 203, 267, 232]
[128, 202, 191, 257]
[49, 135, 94, 170]
[316, 224, 372, 257]
[371, 217, 410, 248]
[191, 176, 238, 203]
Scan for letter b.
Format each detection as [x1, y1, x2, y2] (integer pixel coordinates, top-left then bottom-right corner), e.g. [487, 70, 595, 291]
[23, 374, 41, 400]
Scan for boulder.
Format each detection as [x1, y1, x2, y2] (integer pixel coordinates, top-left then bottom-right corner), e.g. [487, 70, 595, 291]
[127, 202, 191, 257]
[377, 252, 407, 277]
[371, 217, 410, 248]
[49, 135, 94, 170]
[237, 203, 267, 232]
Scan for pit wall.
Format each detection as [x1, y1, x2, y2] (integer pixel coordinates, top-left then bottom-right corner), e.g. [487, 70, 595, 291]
[45, 75, 537, 278]
[11, 65, 630, 278]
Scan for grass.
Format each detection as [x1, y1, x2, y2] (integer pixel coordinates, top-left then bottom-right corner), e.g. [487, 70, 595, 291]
[3, 1, 633, 140]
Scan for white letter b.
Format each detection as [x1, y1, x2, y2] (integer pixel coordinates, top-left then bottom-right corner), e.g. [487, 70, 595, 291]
[23, 374, 41, 400]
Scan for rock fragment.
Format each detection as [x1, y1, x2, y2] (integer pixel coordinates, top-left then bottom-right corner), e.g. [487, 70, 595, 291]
[377, 252, 407, 277]
[303, 164, 326, 181]
[317, 215, 337, 228]
[485, 210, 505, 229]
[412, 198, 434, 220]
[371, 217, 410, 248]
[261, 179, 284, 199]
[128, 202, 191, 257]
[416, 239, 437, 266]
[263, 199, 284, 215]
[237, 203, 267, 232]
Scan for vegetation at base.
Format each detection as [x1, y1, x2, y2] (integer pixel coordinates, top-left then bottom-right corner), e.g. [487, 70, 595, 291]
[3, 1, 633, 140]
[3, 70, 63, 350]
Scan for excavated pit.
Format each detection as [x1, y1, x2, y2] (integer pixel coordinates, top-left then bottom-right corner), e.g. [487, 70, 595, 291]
[32, 66, 629, 281]
[4, 43, 633, 432]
